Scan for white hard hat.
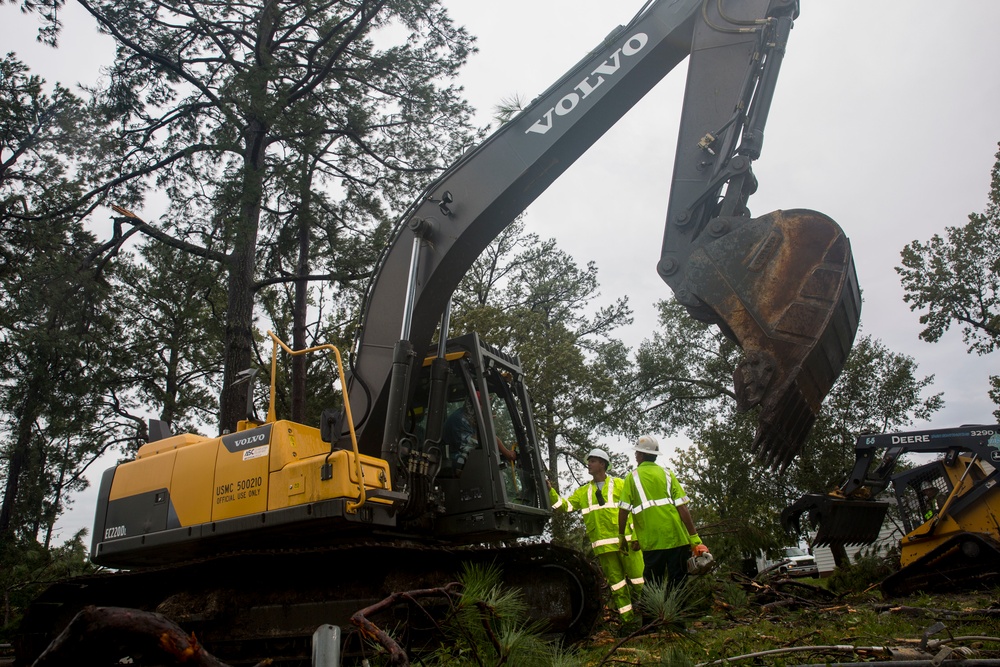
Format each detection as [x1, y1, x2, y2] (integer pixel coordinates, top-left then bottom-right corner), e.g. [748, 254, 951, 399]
[634, 434, 659, 454]
[586, 448, 611, 466]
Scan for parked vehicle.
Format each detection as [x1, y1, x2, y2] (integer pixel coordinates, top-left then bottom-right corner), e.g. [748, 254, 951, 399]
[757, 546, 819, 578]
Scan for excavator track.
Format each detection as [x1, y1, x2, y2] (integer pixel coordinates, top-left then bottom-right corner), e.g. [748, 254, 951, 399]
[16, 541, 602, 666]
[881, 533, 1000, 597]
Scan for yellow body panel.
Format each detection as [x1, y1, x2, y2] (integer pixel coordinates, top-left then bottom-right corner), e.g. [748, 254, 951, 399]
[212, 430, 272, 520]
[108, 419, 393, 527]
[267, 421, 331, 473]
[170, 437, 218, 525]
[900, 517, 963, 567]
[268, 448, 392, 510]
[136, 433, 208, 459]
[109, 450, 177, 500]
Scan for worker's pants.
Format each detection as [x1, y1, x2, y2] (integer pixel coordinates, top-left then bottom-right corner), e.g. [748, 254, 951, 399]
[642, 544, 690, 590]
[597, 549, 644, 621]
[639, 545, 690, 626]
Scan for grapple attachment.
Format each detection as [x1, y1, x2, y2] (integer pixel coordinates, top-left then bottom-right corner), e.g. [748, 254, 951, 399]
[684, 209, 861, 469]
[782, 493, 889, 548]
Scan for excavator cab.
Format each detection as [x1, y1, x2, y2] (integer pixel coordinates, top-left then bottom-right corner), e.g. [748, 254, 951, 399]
[405, 333, 550, 539]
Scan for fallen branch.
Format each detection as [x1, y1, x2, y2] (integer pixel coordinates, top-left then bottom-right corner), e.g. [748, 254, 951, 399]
[30, 605, 258, 667]
[874, 605, 1000, 619]
[695, 643, 902, 666]
[594, 621, 667, 667]
[349, 582, 462, 667]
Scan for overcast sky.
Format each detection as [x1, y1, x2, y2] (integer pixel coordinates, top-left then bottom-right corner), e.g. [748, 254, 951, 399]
[6, 1, 1000, 540]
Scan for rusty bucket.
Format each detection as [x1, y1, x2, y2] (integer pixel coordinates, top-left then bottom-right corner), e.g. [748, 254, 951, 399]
[684, 209, 861, 469]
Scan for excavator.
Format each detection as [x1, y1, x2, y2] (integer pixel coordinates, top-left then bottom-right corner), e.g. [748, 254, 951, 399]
[783, 425, 1000, 595]
[16, 0, 861, 663]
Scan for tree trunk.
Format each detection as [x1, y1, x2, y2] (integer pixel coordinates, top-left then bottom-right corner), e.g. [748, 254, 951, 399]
[291, 164, 313, 423]
[27, 441, 48, 542]
[218, 119, 268, 434]
[0, 370, 44, 541]
[543, 404, 559, 482]
[830, 543, 851, 569]
[43, 436, 72, 550]
[161, 343, 179, 427]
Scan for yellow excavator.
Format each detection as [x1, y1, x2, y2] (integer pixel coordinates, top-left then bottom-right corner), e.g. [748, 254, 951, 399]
[17, 0, 860, 663]
[783, 425, 1000, 595]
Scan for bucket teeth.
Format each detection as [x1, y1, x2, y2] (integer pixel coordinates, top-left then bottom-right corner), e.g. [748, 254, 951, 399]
[683, 209, 861, 469]
[782, 494, 889, 547]
[752, 380, 815, 471]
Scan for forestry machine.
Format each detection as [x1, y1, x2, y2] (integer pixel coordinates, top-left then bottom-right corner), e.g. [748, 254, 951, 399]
[783, 425, 1000, 595]
[19, 0, 860, 663]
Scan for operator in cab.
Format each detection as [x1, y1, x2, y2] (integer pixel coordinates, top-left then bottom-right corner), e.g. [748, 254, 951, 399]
[920, 482, 942, 521]
[549, 449, 644, 626]
[442, 396, 516, 475]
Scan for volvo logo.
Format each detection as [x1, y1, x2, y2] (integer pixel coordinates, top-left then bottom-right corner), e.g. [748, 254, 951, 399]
[525, 33, 649, 135]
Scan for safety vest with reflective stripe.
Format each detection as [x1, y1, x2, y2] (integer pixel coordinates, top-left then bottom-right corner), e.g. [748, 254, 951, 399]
[550, 476, 635, 555]
[618, 461, 691, 551]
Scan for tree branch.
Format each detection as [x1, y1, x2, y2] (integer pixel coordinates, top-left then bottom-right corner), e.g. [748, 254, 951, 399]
[110, 205, 228, 264]
[252, 269, 371, 291]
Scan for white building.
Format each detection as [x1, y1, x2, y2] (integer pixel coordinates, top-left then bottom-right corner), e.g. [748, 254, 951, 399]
[811, 520, 903, 576]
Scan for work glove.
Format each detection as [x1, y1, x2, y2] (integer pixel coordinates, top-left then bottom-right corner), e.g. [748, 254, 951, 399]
[692, 543, 710, 556]
[618, 534, 629, 553]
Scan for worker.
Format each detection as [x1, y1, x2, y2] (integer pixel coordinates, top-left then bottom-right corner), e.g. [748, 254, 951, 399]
[617, 434, 708, 592]
[442, 397, 516, 474]
[920, 483, 941, 521]
[548, 448, 644, 624]
[443, 401, 478, 473]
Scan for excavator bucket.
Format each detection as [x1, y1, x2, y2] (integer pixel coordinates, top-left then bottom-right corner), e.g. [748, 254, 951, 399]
[684, 209, 861, 470]
[782, 494, 889, 548]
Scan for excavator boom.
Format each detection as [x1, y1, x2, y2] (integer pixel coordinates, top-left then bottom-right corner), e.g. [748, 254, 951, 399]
[347, 0, 859, 474]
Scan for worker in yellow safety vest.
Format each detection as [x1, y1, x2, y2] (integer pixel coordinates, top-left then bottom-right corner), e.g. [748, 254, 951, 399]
[549, 448, 644, 622]
[617, 434, 709, 593]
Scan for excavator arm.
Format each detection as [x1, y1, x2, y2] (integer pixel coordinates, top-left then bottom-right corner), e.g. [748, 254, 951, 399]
[345, 0, 860, 485]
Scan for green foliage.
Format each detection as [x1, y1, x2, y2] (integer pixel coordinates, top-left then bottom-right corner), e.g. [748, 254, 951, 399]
[0, 531, 94, 637]
[672, 586, 1000, 666]
[896, 141, 1000, 419]
[0, 54, 92, 218]
[825, 546, 898, 596]
[114, 243, 227, 435]
[623, 299, 741, 439]
[0, 246, 131, 543]
[672, 414, 795, 565]
[658, 647, 698, 667]
[18, 0, 481, 431]
[0, 97, 137, 543]
[718, 580, 749, 610]
[423, 562, 567, 666]
[637, 579, 702, 633]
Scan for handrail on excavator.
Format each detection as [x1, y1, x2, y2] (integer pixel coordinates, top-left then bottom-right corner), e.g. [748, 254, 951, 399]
[265, 331, 367, 513]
